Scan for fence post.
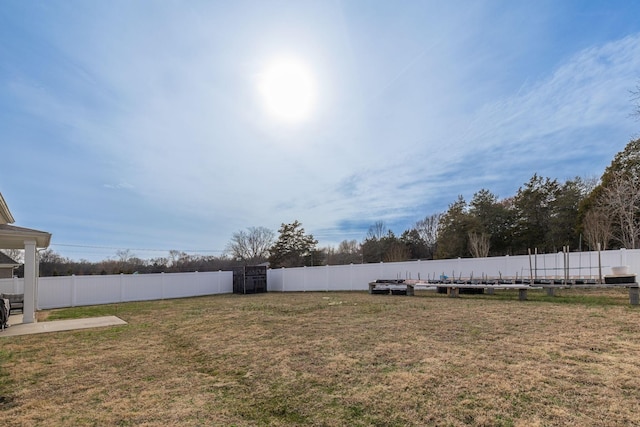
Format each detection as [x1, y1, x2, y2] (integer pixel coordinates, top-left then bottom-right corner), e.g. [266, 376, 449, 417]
[302, 266, 306, 292]
[350, 264, 353, 291]
[119, 273, 124, 302]
[597, 243, 602, 283]
[282, 267, 285, 292]
[161, 272, 165, 299]
[71, 274, 77, 307]
[326, 265, 329, 292]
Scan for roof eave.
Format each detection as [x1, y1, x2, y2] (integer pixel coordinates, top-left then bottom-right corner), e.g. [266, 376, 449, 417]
[0, 193, 15, 224]
[0, 225, 52, 249]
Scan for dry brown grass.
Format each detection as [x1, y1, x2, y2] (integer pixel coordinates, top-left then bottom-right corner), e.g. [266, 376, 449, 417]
[2, 289, 640, 426]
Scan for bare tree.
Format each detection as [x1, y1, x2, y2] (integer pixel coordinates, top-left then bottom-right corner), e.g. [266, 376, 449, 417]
[1, 249, 24, 263]
[337, 239, 359, 254]
[366, 221, 388, 240]
[415, 213, 442, 258]
[582, 207, 613, 250]
[167, 250, 187, 267]
[226, 226, 275, 264]
[383, 241, 410, 262]
[468, 232, 490, 258]
[334, 239, 361, 264]
[114, 249, 137, 273]
[116, 249, 133, 263]
[598, 171, 640, 249]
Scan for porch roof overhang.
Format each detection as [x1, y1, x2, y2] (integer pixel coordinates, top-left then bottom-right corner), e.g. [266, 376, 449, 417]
[0, 193, 15, 224]
[0, 224, 52, 249]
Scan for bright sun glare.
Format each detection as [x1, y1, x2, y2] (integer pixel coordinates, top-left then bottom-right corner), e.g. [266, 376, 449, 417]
[259, 58, 316, 122]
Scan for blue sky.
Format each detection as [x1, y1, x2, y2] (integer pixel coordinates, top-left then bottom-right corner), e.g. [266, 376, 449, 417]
[1, 1, 639, 261]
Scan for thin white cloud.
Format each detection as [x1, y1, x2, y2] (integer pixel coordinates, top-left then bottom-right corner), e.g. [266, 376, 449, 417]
[455, 34, 640, 172]
[103, 182, 134, 190]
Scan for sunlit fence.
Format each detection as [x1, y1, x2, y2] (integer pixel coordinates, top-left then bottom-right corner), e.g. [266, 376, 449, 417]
[0, 271, 232, 309]
[0, 249, 638, 309]
[267, 248, 640, 291]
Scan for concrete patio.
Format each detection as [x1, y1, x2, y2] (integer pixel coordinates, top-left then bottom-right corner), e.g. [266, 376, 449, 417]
[1, 314, 127, 337]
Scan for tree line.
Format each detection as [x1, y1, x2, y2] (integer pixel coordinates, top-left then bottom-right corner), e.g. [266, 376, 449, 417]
[4, 249, 238, 278]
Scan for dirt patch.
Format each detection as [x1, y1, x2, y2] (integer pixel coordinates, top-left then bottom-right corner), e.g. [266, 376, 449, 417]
[35, 311, 49, 322]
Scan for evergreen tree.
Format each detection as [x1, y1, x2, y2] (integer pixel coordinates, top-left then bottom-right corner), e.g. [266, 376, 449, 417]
[512, 174, 560, 253]
[268, 221, 318, 268]
[435, 196, 472, 259]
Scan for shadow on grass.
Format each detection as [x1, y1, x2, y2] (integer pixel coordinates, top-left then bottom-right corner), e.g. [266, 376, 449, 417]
[43, 301, 154, 320]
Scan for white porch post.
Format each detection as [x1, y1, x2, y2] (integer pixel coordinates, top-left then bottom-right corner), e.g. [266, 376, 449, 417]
[23, 240, 37, 324]
[35, 250, 41, 310]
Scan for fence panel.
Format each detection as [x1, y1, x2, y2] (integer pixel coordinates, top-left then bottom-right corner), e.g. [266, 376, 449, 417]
[36, 271, 233, 309]
[349, 264, 380, 290]
[215, 271, 234, 294]
[281, 267, 307, 291]
[600, 249, 640, 278]
[74, 275, 122, 307]
[163, 271, 232, 298]
[327, 265, 354, 291]
[37, 276, 72, 309]
[0, 277, 22, 294]
[122, 273, 161, 302]
[267, 268, 284, 291]
[304, 267, 329, 291]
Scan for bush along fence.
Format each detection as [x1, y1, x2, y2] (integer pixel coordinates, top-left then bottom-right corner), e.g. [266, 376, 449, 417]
[0, 249, 637, 309]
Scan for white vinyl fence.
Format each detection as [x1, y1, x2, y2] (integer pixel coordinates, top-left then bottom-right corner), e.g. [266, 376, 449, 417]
[0, 271, 232, 309]
[0, 249, 638, 309]
[268, 248, 640, 291]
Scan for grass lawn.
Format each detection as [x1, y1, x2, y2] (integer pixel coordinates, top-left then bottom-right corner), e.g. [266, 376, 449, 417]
[1, 289, 640, 426]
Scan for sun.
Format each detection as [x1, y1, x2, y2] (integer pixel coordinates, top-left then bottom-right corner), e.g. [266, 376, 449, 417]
[258, 58, 316, 122]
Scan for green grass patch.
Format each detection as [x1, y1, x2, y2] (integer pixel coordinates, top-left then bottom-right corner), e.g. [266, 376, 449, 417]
[45, 304, 121, 320]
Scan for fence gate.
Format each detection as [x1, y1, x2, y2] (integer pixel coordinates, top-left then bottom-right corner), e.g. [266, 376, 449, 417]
[233, 266, 267, 294]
